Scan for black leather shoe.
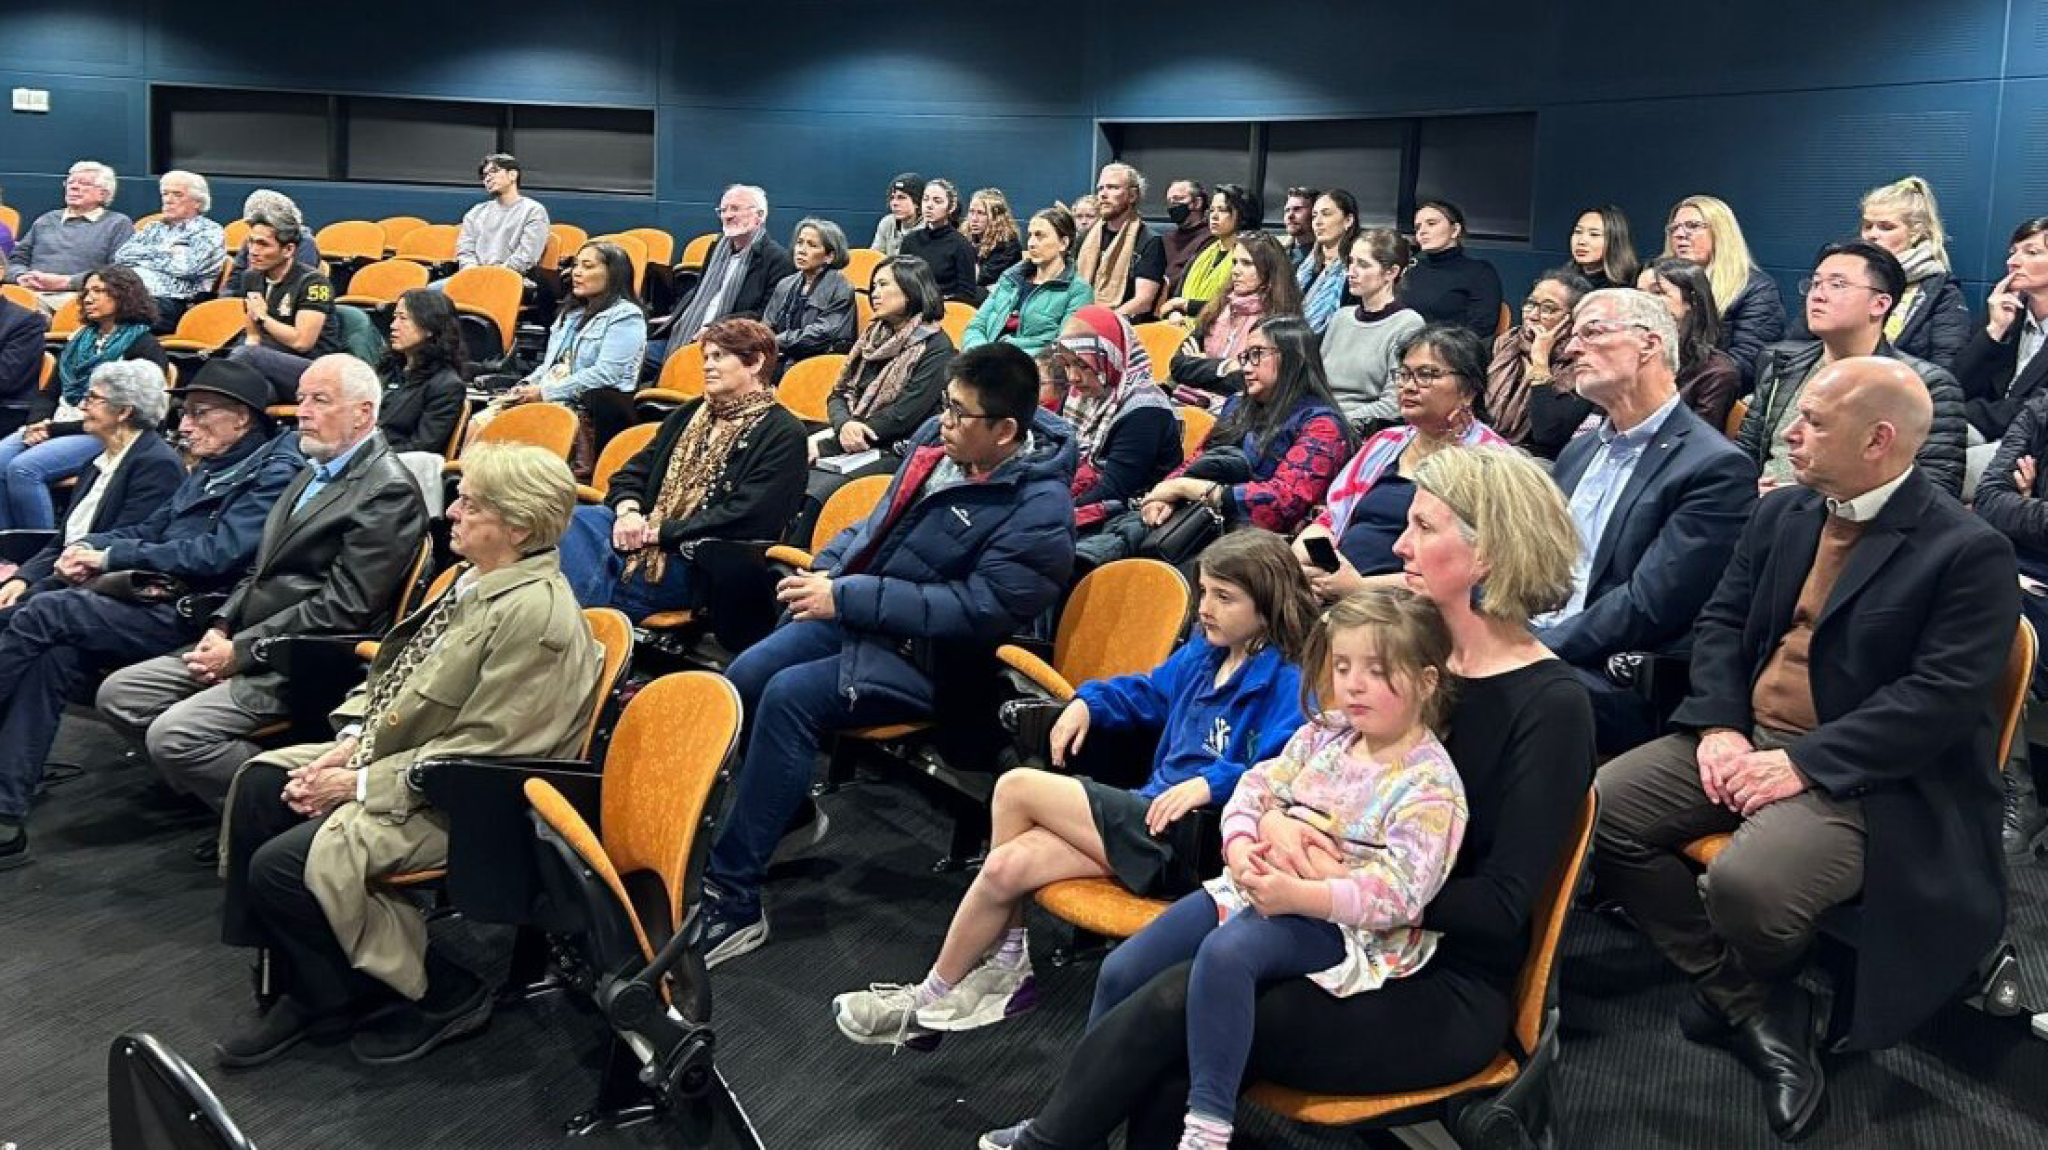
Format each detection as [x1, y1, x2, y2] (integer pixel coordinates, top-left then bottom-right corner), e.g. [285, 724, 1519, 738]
[350, 964, 492, 1065]
[190, 836, 220, 867]
[214, 995, 352, 1068]
[1726, 987, 1827, 1141]
[2002, 766, 2046, 860]
[1677, 988, 1736, 1047]
[0, 819, 28, 871]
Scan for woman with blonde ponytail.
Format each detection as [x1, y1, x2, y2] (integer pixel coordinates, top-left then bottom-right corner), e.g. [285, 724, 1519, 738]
[1859, 176, 1970, 369]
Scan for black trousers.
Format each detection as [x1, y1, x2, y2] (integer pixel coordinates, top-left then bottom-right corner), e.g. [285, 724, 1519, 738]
[1016, 958, 1513, 1150]
[220, 762, 385, 1015]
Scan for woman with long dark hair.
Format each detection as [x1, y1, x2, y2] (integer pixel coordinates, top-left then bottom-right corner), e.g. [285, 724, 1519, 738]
[1638, 257, 1740, 431]
[1160, 184, 1262, 321]
[375, 288, 468, 455]
[1168, 232, 1304, 397]
[1294, 191, 1360, 334]
[1569, 205, 1640, 290]
[490, 240, 647, 458]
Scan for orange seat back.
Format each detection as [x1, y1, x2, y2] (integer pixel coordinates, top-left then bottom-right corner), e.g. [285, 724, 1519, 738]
[1, 284, 37, 311]
[0, 205, 18, 236]
[442, 264, 524, 348]
[1134, 321, 1189, 373]
[941, 301, 977, 345]
[677, 232, 717, 272]
[1724, 396, 1749, 440]
[843, 248, 884, 292]
[590, 423, 659, 496]
[550, 223, 589, 261]
[578, 607, 636, 758]
[622, 227, 675, 266]
[132, 213, 165, 231]
[395, 224, 460, 265]
[46, 298, 82, 340]
[1054, 560, 1190, 689]
[338, 259, 429, 305]
[170, 298, 249, 350]
[777, 354, 844, 423]
[316, 220, 388, 263]
[466, 402, 578, 461]
[653, 341, 705, 399]
[1178, 405, 1216, 463]
[811, 473, 893, 555]
[222, 218, 252, 253]
[38, 352, 54, 392]
[588, 233, 649, 292]
[377, 216, 429, 252]
[854, 292, 874, 332]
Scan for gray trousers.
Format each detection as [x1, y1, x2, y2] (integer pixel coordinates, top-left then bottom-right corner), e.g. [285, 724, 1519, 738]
[1591, 730, 1865, 1021]
[97, 653, 285, 810]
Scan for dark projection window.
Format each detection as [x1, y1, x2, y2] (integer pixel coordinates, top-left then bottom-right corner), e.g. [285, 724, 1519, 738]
[1262, 120, 1405, 228]
[346, 98, 499, 185]
[1101, 122, 1256, 216]
[510, 106, 656, 196]
[157, 88, 329, 180]
[151, 85, 654, 196]
[1415, 114, 1536, 241]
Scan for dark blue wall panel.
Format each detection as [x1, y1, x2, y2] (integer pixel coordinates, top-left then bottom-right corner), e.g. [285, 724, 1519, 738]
[0, 0, 2041, 309]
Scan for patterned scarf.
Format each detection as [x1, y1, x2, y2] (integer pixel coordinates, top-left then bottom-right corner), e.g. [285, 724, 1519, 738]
[835, 318, 936, 419]
[1202, 293, 1266, 361]
[58, 323, 148, 403]
[1077, 217, 1142, 310]
[1058, 305, 1170, 466]
[348, 579, 467, 772]
[624, 389, 781, 584]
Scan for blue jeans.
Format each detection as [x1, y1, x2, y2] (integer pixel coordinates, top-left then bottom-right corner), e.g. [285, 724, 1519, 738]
[0, 430, 101, 530]
[1090, 889, 1345, 1123]
[0, 587, 194, 818]
[559, 505, 693, 622]
[702, 619, 930, 913]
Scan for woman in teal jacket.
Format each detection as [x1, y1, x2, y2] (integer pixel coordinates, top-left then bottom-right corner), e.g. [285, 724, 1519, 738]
[963, 205, 1094, 356]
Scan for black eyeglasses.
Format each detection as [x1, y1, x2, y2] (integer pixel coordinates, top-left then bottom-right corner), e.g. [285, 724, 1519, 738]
[1237, 346, 1277, 366]
[940, 398, 1005, 424]
[1392, 366, 1459, 389]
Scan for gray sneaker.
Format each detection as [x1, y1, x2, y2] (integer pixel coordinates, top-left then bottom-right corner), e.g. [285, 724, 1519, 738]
[917, 960, 1038, 1032]
[979, 1119, 1032, 1149]
[831, 982, 941, 1051]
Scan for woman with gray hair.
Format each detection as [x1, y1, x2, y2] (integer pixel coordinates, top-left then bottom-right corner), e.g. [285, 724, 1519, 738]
[762, 217, 857, 363]
[0, 359, 182, 604]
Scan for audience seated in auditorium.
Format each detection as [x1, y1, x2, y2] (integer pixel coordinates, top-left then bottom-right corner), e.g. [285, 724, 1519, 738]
[763, 217, 858, 364]
[1159, 184, 1258, 322]
[807, 255, 956, 520]
[111, 170, 226, 329]
[649, 185, 791, 365]
[3, 161, 134, 306]
[0, 290, 48, 436]
[1077, 163, 1167, 322]
[1961, 387, 2048, 856]
[1294, 190, 1358, 335]
[225, 190, 320, 283]
[1168, 232, 1301, 401]
[491, 240, 647, 456]
[964, 206, 1092, 357]
[214, 443, 599, 1068]
[1636, 257, 1742, 433]
[1857, 177, 1967, 371]
[1485, 267, 1592, 447]
[227, 211, 346, 404]
[1736, 241, 1965, 497]
[1533, 288, 1754, 753]
[871, 172, 925, 257]
[1956, 216, 2048, 455]
[692, 343, 1078, 967]
[374, 289, 468, 456]
[559, 318, 805, 622]
[831, 529, 1314, 1049]
[0, 267, 167, 530]
[1594, 357, 2015, 1140]
[1400, 200, 1505, 345]
[1569, 205, 1640, 291]
[1318, 228, 1423, 428]
[454, 153, 550, 275]
[1068, 194, 1099, 241]
[1042, 306, 1183, 533]
[1083, 317, 1354, 567]
[1662, 195, 1785, 390]
[0, 359, 300, 868]
[1278, 186, 1318, 270]
[966, 188, 1024, 295]
[899, 178, 981, 304]
[98, 355, 426, 827]
[979, 447, 1594, 1150]
[1159, 179, 1212, 292]
[1295, 323, 1505, 601]
[0, 362, 180, 602]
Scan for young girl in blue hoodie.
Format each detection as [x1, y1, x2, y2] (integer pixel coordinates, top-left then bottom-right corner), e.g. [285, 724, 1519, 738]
[832, 528, 1317, 1050]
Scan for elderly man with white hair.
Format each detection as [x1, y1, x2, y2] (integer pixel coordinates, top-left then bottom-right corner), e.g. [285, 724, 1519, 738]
[4, 161, 136, 306]
[112, 170, 228, 329]
[97, 353, 427, 830]
[647, 183, 793, 366]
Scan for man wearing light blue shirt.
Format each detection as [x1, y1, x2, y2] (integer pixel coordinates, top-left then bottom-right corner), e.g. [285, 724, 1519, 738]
[1537, 288, 1756, 753]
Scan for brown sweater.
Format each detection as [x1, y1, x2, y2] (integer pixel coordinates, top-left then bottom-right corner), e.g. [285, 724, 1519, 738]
[1752, 514, 1868, 734]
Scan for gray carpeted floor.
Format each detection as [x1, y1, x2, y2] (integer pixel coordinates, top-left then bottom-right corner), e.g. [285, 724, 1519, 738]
[5, 712, 2048, 1149]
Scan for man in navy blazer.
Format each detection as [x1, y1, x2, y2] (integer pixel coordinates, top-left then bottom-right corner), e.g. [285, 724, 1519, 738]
[1535, 288, 1756, 753]
[0, 293, 51, 436]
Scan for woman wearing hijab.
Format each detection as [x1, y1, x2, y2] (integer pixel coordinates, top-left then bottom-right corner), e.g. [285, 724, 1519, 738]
[1040, 305, 1184, 534]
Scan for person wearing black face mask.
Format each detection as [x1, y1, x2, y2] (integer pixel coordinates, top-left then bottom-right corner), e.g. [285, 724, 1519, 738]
[1161, 179, 1212, 293]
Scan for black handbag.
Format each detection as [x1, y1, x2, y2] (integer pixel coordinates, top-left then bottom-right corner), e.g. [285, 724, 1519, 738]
[1137, 501, 1226, 568]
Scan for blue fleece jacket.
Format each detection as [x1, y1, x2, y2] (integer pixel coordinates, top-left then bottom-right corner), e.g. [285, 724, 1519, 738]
[1075, 635, 1303, 802]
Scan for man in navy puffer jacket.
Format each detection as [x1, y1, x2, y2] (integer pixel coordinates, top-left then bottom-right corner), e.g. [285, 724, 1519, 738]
[698, 343, 1077, 965]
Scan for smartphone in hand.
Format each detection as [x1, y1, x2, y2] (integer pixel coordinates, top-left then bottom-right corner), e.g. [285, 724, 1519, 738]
[1303, 535, 1341, 574]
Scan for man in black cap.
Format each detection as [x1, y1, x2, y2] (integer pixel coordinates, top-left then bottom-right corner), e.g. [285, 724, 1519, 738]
[871, 172, 926, 256]
[0, 358, 302, 868]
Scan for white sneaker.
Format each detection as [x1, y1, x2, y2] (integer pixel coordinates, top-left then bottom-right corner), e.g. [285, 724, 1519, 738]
[915, 960, 1039, 1032]
[831, 982, 942, 1051]
[979, 1119, 1033, 1149]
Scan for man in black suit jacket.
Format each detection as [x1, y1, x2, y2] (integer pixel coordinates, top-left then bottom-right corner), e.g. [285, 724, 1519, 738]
[97, 354, 426, 815]
[0, 293, 51, 436]
[1536, 289, 1756, 753]
[1592, 358, 2017, 1140]
[646, 184, 793, 368]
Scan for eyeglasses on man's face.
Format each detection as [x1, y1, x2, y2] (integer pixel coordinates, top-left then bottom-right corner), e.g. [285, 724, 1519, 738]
[940, 397, 1005, 424]
[1798, 276, 1881, 299]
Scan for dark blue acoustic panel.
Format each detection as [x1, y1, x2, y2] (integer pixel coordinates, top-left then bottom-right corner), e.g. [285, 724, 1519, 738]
[0, 4, 145, 76]
[1985, 78, 2048, 279]
[2004, 1, 2048, 79]
[0, 72, 148, 182]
